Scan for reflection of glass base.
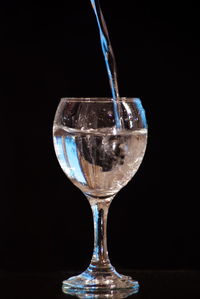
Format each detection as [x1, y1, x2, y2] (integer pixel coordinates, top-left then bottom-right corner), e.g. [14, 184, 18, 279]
[62, 266, 139, 298]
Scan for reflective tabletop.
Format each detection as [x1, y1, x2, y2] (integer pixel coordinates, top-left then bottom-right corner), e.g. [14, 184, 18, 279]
[0, 270, 199, 299]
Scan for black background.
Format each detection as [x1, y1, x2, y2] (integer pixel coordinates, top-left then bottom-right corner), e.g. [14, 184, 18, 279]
[0, 0, 199, 272]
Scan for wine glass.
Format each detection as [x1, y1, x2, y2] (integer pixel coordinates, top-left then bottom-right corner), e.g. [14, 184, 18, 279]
[53, 97, 147, 296]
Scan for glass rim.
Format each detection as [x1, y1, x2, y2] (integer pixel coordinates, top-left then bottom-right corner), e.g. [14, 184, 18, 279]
[60, 97, 141, 103]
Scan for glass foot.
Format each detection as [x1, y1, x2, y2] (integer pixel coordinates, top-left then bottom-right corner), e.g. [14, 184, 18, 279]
[62, 266, 139, 297]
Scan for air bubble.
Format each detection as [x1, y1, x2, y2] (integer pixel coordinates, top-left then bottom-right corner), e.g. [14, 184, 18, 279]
[107, 111, 113, 118]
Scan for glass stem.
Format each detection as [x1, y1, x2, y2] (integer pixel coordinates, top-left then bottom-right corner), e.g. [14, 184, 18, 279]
[88, 197, 114, 271]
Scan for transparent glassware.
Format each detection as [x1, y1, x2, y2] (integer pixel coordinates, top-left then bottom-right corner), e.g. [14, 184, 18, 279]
[53, 97, 147, 296]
